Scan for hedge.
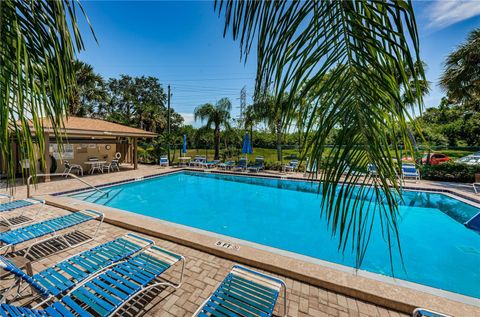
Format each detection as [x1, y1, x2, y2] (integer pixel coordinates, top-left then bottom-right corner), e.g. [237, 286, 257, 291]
[419, 162, 480, 183]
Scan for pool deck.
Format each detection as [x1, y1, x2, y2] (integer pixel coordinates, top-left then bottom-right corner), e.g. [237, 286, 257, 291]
[2, 164, 480, 316]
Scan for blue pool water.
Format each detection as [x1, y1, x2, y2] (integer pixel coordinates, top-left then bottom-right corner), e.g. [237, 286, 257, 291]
[68, 171, 480, 299]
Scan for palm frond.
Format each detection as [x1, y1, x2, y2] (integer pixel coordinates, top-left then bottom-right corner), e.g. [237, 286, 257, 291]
[0, 0, 92, 186]
[215, 0, 425, 269]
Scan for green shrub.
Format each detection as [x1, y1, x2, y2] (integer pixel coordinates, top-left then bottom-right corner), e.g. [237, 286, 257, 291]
[419, 162, 480, 183]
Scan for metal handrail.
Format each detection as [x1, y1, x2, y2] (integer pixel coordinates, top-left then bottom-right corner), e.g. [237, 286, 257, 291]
[26, 173, 109, 198]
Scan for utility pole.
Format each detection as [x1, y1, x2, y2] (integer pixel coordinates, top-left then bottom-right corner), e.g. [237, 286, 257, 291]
[167, 84, 171, 161]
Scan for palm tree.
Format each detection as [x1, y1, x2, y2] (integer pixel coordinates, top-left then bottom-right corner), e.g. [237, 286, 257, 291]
[215, 1, 425, 267]
[251, 94, 290, 162]
[70, 61, 107, 117]
[440, 28, 480, 108]
[1, 1, 91, 185]
[194, 98, 232, 160]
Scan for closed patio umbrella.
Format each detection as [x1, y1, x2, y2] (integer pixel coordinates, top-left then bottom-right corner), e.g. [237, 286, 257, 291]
[242, 132, 253, 166]
[182, 134, 187, 157]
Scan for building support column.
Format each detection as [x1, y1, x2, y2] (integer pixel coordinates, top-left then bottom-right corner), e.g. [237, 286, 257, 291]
[133, 137, 138, 170]
[43, 133, 51, 182]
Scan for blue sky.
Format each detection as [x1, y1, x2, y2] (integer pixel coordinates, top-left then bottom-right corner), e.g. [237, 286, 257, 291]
[77, 1, 480, 126]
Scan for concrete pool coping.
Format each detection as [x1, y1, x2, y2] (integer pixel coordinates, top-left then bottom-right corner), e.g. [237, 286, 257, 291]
[39, 169, 480, 316]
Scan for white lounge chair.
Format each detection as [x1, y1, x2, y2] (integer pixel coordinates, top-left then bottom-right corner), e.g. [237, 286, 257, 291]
[159, 156, 169, 167]
[401, 164, 420, 183]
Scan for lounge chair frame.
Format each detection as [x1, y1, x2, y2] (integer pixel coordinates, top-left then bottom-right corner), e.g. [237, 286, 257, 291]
[193, 264, 287, 317]
[412, 308, 452, 317]
[0, 195, 45, 228]
[0, 210, 104, 259]
[12, 233, 155, 307]
[32, 245, 185, 316]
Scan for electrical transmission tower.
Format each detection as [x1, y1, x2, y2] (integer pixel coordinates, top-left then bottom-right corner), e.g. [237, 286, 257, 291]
[239, 86, 246, 120]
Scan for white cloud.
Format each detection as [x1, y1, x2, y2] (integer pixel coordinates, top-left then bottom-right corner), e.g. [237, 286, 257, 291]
[179, 112, 195, 126]
[427, 0, 480, 29]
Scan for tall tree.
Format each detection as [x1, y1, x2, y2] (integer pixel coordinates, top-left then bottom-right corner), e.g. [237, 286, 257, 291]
[105, 75, 168, 132]
[70, 60, 107, 117]
[0, 0, 91, 184]
[194, 98, 232, 160]
[215, 1, 425, 267]
[440, 28, 480, 109]
[252, 94, 291, 161]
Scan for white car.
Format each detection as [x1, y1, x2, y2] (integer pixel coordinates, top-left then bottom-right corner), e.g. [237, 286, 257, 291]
[456, 152, 480, 165]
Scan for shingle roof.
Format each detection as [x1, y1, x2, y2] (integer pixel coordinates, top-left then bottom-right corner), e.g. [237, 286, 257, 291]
[32, 116, 157, 138]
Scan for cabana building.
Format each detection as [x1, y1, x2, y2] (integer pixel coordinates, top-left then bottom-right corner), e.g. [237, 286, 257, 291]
[3, 117, 157, 181]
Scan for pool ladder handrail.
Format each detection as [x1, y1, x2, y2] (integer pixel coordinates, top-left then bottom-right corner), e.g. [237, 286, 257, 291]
[27, 173, 109, 199]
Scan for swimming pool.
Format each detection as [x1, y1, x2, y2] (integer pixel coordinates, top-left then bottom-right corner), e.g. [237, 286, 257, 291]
[68, 171, 480, 300]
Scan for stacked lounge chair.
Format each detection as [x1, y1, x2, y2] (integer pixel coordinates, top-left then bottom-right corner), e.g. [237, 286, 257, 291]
[0, 210, 104, 257]
[0, 245, 185, 316]
[194, 265, 287, 317]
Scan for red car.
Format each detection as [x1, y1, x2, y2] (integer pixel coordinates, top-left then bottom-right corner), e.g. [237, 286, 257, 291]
[421, 153, 450, 165]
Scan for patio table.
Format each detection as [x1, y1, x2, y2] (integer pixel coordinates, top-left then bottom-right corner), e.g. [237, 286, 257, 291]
[84, 161, 106, 174]
[179, 156, 191, 166]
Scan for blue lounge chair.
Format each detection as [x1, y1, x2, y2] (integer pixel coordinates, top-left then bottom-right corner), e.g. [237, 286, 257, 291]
[0, 245, 185, 317]
[218, 161, 235, 170]
[412, 308, 452, 317]
[283, 160, 299, 173]
[159, 156, 169, 167]
[401, 164, 420, 183]
[248, 156, 265, 173]
[232, 157, 248, 171]
[194, 265, 287, 317]
[200, 160, 220, 169]
[0, 233, 154, 303]
[0, 209, 104, 257]
[0, 195, 44, 227]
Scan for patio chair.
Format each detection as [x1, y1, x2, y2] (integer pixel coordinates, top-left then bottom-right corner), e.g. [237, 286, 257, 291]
[101, 159, 120, 173]
[248, 156, 265, 173]
[193, 265, 287, 317]
[189, 155, 206, 167]
[401, 164, 420, 183]
[412, 308, 452, 317]
[0, 209, 104, 258]
[0, 245, 185, 317]
[218, 161, 235, 170]
[159, 156, 169, 167]
[232, 157, 248, 171]
[62, 160, 83, 177]
[0, 233, 154, 303]
[0, 195, 44, 227]
[283, 160, 299, 173]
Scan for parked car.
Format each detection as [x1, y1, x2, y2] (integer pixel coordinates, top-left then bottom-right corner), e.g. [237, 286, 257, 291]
[421, 153, 450, 165]
[456, 151, 480, 165]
